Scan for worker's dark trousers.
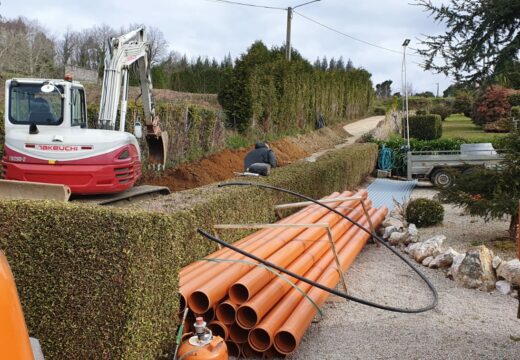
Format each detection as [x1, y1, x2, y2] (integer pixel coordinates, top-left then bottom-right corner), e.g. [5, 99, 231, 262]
[247, 163, 271, 176]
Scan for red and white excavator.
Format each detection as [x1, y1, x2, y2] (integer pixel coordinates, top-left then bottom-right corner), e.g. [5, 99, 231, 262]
[1, 27, 169, 200]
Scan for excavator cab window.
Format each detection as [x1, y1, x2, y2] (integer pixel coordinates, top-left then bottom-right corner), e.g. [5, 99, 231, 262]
[71, 87, 87, 127]
[9, 83, 63, 126]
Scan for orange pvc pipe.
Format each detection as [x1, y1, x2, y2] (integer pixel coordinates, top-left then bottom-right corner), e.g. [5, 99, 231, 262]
[180, 192, 341, 280]
[215, 299, 238, 325]
[228, 191, 363, 305]
[236, 201, 370, 329]
[248, 208, 378, 352]
[229, 323, 249, 344]
[0, 252, 34, 360]
[273, 207, 388, 354]
[179, 193, 346, 307]
[208, 320, 229, 340]
[242, 342, 263, 358]
[180, 204, 316, 286]
[195, 307, 215, 323]
[225, 341, 240, 357]
[264, 346, 287, 359]
[187, 193, 352, 313]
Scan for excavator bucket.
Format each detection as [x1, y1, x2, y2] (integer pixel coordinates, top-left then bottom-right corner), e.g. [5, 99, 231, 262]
[0, 180, 71, 201]
[146, 131, 169, 169]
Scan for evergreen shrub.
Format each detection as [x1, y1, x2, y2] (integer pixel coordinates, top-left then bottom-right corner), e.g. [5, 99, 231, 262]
[406, 198, 444, 227]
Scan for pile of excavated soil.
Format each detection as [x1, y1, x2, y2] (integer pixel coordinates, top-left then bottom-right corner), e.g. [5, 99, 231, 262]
[141, 126, 349, 192]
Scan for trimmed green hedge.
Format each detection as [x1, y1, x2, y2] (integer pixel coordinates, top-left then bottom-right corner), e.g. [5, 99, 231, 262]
[409, 114, 442, 140]
[0, 143, 378, 359]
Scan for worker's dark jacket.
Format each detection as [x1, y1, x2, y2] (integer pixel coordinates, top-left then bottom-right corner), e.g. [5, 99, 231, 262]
[244, 142, 277, 171]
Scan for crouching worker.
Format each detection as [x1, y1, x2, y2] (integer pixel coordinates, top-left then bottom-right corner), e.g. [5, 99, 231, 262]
[244, 141, 277, 176]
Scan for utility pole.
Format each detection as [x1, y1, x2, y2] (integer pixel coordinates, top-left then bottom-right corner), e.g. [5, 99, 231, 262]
[285, 0, 321, 61]
[436, 82, 439, 97]
[286, 7, 293, 61]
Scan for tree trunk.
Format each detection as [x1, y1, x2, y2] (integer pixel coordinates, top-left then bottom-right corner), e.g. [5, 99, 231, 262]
[509, 214, 518, 239]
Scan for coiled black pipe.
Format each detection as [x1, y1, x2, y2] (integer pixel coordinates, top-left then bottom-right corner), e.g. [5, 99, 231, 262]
[195, 181, 438, 314]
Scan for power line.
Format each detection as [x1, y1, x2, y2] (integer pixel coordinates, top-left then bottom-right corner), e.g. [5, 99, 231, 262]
[203, 1, 423, 59]
[203, 0, 286, 10]
[294, 10, 422, 57]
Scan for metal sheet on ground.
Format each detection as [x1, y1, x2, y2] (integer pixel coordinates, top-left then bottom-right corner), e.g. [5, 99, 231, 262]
[367, 179, 417, 211]
[73, 185, 171, 205]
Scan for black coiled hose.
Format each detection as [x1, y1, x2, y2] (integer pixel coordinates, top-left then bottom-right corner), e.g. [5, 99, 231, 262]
[196, 181, 438, 314]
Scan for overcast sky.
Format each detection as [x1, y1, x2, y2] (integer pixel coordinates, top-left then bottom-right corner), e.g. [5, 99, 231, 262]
[1, 0, 453, 94]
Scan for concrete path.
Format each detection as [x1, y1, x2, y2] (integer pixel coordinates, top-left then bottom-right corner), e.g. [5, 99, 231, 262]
[343, 115, 385, 145]
[305, 115, 385, 162]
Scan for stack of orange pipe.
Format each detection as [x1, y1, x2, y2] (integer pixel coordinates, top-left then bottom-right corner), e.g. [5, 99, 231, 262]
[180, 190, 388, 358]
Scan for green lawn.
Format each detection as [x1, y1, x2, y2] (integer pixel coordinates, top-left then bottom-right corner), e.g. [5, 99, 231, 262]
[442, 114, 508, 141]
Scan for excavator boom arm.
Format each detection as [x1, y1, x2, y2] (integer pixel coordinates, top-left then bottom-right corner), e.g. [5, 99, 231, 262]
[97, 27, 167, 166]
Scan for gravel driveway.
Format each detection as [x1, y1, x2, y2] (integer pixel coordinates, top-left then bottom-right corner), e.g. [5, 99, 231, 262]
[290, 184, 520, 359]
[293, 243, 520, 359]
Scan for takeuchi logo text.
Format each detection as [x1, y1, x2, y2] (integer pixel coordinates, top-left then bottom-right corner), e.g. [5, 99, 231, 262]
[37, 145, 80, 151]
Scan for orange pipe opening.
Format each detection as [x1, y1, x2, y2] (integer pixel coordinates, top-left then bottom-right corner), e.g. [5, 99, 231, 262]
[195, 307, 215, 323]
[208, 320, 229, 340]
[229, 323, 249, 344]
[242, 342, 263, 358]
[215, 299, 238, 325]
[225, 340, 240, 357]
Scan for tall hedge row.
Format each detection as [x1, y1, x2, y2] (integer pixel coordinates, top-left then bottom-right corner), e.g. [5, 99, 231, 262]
[0, 143, 378, 359]
[409, 114, 443, 140]
[218, 42, 373, 134]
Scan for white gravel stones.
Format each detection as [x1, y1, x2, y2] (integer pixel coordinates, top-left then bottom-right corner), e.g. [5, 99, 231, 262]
[406, 235, 445, 263]
[496, 259, 520, 286]
[422, 256, 434, 267]
[429, 247, 459, 269]
[492, 255, 503, 270]
[407, 223, 418, 243]
[453, 246, 496, 292]
[495, 280, 512, 295]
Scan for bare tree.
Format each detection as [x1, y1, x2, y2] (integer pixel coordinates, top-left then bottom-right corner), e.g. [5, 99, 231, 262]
[56, 27, 76, 68]
[0, 17, 56, 76]
[146, 25, 168, 65]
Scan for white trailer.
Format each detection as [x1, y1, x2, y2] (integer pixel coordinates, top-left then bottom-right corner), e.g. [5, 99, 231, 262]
[406, 143, 504, 188]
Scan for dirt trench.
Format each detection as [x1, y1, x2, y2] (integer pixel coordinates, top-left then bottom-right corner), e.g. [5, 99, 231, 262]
[140, 127, 348, 192]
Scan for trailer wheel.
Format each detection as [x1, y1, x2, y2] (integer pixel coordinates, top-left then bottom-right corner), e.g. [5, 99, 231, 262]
[432, 169, 454, 189]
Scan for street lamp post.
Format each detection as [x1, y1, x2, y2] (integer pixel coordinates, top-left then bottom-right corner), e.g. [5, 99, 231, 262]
[402, 39, 412, 180]
[285, 0, 321, 61]
[402, 39, 410, 151]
